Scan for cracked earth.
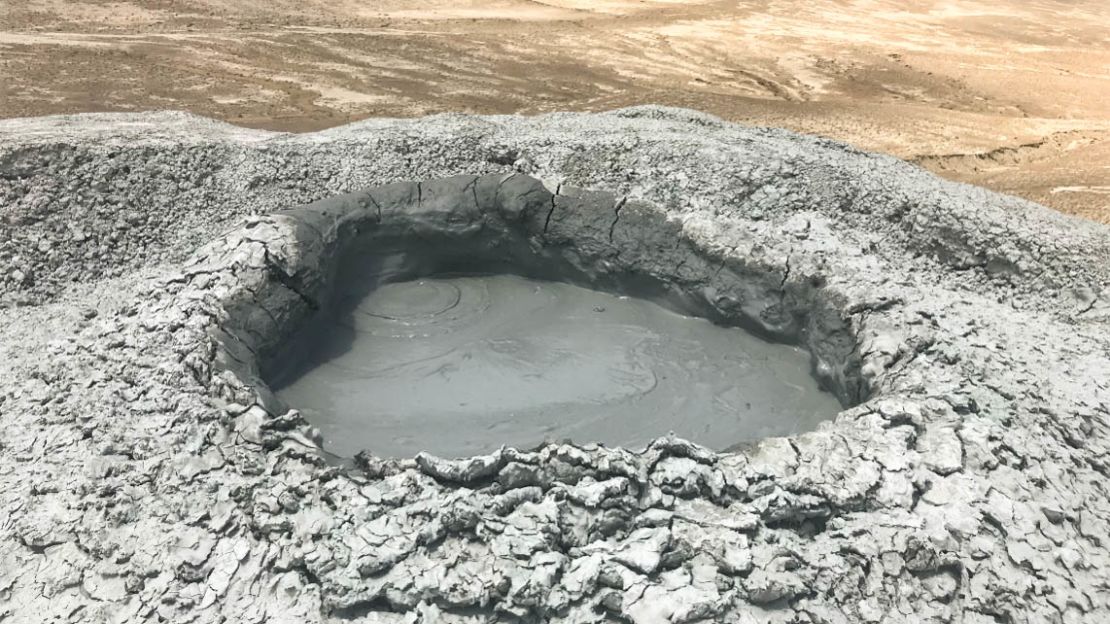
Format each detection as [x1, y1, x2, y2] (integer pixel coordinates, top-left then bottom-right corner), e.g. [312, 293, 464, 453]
[1, 107, 1109, 623]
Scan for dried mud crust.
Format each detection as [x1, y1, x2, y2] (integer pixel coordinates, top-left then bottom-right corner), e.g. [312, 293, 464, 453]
[1, 107, 1109, 623]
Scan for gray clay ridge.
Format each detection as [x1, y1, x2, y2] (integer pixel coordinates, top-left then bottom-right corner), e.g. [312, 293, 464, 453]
[1, 107, 1109, 623]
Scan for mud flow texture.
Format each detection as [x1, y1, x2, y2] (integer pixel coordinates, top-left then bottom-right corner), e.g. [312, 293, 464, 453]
[224, 175, 862, 459]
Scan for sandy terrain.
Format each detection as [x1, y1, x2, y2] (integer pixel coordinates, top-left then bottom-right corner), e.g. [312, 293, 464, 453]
[1, 0, 1107, 221]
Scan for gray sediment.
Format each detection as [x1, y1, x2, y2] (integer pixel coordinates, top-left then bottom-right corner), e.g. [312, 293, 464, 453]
[1, 107, 1109, 624]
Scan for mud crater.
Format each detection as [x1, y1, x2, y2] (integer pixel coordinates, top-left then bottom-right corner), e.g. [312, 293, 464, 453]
[215, 174, 865, 459]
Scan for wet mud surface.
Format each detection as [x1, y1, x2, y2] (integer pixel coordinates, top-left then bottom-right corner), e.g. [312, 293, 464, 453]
[1, 108, 1109, 624]
[275, 274, 837, 458]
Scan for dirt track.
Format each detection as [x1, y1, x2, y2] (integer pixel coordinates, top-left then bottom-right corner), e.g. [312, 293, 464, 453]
[1, 0, 1107, 221]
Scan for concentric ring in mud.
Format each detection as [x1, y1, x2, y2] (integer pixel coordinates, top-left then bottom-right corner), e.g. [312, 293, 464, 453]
[351, 279, 468, 324]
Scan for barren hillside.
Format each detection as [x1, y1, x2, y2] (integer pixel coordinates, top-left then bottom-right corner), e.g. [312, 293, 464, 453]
[1, 0, 1107, 220]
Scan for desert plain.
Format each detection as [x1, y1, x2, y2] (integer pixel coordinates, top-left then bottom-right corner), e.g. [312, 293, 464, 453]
[1, 0, 1107, 221]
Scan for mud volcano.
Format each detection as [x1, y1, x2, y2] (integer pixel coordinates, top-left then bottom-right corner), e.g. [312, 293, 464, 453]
[3, 108, 1109, 624]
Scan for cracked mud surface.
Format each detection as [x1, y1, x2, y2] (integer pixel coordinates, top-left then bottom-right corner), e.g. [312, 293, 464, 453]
[2, 107, 1110, 623]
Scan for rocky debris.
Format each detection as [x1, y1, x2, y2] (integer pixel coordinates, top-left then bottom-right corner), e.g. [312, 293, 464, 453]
[0, 107, 1108, 623]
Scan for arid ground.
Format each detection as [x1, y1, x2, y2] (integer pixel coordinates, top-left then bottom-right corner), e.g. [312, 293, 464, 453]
[1, 0, 1107, 221]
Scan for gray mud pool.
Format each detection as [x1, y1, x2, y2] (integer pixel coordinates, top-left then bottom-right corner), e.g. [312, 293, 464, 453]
[273, 274, 841, 458]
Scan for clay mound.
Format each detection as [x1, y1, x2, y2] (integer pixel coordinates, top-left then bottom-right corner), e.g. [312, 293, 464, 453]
[1, 107, 1108, 623]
